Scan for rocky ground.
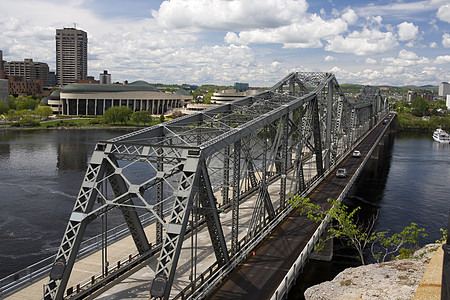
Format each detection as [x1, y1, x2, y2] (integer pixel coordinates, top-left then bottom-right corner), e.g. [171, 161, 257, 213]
[304, 244, 440, 300]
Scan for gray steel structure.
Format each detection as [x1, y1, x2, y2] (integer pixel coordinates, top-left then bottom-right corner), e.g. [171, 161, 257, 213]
[43, 72, 389, 300]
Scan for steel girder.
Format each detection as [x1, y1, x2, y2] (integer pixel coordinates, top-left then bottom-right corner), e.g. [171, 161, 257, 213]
[43, 72, 387, 300]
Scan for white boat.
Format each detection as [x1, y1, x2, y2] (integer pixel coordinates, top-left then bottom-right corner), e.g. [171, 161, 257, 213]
[432, 128, 450, 143]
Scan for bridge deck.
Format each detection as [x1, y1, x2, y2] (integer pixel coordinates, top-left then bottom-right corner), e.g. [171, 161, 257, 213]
[207, 117, 391, 299]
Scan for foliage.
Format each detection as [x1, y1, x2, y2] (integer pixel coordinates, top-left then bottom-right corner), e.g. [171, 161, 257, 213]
[436, 228, 448, 244]
[160, 114, 165, 123]
[0, 100, 9, 115]
[103, 106, 133, 125]
[15, 96, 40, 111]
[370, 222, 427, 263]
[410, 96, 430, 117]
[131, 110, 153, 125]
[35, 106, 53, 120]
[290, 196, 426, 265]
[19, 117, 40, 127]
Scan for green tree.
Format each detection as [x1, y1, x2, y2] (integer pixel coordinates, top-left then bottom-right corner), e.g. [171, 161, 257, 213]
[8, 95, 16, 110]
[0, 100, 9, 115]
[131, 110, 152, 125]
[290, 197, 426, 265]
[104, 106, 132, 125]
[16, 96, 39, 111]
[118, 106, 133, 124]
[411, 96, 429, 117]
[103, 106, 121, 125]
[35, 106, 53, 120]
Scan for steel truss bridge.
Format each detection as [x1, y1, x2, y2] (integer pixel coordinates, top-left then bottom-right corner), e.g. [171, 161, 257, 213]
[43, 72, 389, 300]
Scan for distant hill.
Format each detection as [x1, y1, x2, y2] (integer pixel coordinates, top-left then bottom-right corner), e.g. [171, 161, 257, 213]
[341, 83, 438, 94]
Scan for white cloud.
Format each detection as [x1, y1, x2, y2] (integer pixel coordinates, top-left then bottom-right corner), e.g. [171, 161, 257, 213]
[398, 49, 419, 60]
[430, 42, 438, 48]
[341, 8, 358, 25]
[152, 0, 309, 31]
[325, 28, 398, 55]
[436, 4, 450, 23]
[443, 33, 450, 48]
[365, 58, 377, 64]
[382, 49, 429, 67]
[325, 55, 337, 62]
[397, 22, 418, 41]
[224, 14, 348, 48]
[384, 66, 404, 74]
[436, 55, 450, 64]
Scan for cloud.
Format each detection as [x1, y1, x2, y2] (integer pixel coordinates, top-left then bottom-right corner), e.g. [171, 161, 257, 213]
[436, 55, 450, 64]
[443, 33, 450, 48]
[398, 49, 418, 60]
[381, 49, 429, 66]
[436, 4, 450, 23]
[365, 58, 377, 64]
[397, 22, 418, 41]
[430, 42, 438, 48]
[325, 27, 398, 55]
[341, 8, 358, 25]
[325, 55, 337, 62]
[224, 14, 348, 48]
[152, 0, 309, 31]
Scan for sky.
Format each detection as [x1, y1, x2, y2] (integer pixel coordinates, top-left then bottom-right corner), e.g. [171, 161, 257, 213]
[1, 0, 449, 87]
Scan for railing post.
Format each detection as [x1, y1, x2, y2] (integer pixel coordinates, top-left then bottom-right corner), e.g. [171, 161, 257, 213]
[441, 211, 450, 298]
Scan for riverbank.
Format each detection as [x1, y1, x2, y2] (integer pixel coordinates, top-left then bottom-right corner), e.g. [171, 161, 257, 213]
[304, 244, 442, 300]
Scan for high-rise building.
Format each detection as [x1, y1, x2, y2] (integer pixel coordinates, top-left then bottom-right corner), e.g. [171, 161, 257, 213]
[0, 50, 4, 72]
[4, 58, 50, 86]
[56, 28, 88, 86]
[99, 70, 111, 84]
[439, 82, 450, 97]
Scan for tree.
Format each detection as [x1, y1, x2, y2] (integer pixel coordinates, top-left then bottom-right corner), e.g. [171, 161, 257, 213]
[411, 96, 429, 117]
[290, 196, 426, 265]
[35, 106, 53, 120]
[117, 106, 133, 124]
[16, 96, 39, 111]
[0, 100, 9, 115]
[160, 114, 165, 123]
[131, 110, 152, 125]
[104, 106, 132, 125]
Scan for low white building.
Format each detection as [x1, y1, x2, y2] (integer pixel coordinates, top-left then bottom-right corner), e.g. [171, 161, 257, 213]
[48, 81, 192, 115]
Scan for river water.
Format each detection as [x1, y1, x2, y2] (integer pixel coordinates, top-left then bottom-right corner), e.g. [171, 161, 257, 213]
[0, 129, 449, 294]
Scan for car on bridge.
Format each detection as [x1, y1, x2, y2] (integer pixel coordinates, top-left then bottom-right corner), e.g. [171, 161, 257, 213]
[335, 168, 347, 178]
[352, 150, 361, 157]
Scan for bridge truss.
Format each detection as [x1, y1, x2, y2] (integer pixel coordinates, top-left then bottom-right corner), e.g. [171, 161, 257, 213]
[43, 72, 389, 299]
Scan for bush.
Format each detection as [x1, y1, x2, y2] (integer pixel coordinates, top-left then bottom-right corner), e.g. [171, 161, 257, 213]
[19, 117, 40, 127]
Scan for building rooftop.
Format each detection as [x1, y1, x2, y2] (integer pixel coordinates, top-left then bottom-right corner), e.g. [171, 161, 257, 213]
[61, 81, 160, 93]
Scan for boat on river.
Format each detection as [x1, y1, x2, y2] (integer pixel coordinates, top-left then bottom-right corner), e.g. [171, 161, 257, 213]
[432, 128, 450, 143]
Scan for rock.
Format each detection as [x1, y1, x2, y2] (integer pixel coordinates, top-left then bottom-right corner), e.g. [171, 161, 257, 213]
[304, 244, 440, 300]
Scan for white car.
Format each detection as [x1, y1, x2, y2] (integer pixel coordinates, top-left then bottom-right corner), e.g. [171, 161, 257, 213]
[352, 150, 361, 157]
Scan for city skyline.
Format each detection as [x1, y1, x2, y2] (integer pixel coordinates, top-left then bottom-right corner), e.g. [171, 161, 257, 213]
[1, 0, 449, 87]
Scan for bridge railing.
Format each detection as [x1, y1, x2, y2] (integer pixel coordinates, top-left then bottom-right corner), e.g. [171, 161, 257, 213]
[0, 212, 155, 297]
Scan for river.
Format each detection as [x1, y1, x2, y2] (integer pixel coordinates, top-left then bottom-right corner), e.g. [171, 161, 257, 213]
[0, 129, 449, 296]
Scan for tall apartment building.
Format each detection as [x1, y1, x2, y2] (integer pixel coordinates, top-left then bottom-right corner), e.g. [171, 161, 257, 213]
[0, 50, 4, 72]
[4, 58, 50, 86]
[56, 28, 88, 86]
[439, 82, 450, 97]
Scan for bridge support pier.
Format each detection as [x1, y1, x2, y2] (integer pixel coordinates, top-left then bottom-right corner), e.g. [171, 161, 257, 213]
[310, 229, 333, 262]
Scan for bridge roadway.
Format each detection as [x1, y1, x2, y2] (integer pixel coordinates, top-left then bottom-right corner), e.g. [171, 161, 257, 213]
[4, 116, 393, 300]
[207, 116, 392, 300]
